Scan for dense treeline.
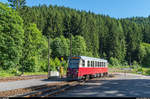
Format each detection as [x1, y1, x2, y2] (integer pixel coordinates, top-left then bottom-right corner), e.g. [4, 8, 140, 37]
[18, 5, 146, 63]
[126, 17, 150, 43]
[1, 1, 150, 74]
[18, 4, 150, 67]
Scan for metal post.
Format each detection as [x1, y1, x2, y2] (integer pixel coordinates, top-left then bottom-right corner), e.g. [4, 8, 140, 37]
[48, 36, 51, 79]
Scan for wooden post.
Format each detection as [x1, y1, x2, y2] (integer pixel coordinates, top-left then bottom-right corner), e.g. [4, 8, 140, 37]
[70, 33, 72, 57]
[48, 36, 51, 79]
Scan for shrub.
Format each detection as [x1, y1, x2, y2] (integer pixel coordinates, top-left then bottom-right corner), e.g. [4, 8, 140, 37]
[50, 58, 56, 71]
[10, 68, 21, 76]
[109, 57, 120, 67]
[132, 61, 140, 69]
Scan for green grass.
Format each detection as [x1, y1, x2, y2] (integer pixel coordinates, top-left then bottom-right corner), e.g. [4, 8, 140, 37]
[0, 71, 48, 77]
[109, 65, 150, 76]
[141, 67, 150, 75]
[0, 72, 15, 77]
[23, 72, 48, 76]
[0, 69, 16, 77]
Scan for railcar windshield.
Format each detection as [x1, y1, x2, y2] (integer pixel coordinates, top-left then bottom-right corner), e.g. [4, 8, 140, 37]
[68, 58, 80, 68]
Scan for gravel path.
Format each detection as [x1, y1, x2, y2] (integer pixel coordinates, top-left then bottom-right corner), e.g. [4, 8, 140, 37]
[111, 73, 150, 79]
[0, 77, 65, 92]
[53, 73, 150, 97]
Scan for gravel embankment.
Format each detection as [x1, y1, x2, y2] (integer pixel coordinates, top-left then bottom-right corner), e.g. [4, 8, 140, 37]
[0, 75, 48, 82]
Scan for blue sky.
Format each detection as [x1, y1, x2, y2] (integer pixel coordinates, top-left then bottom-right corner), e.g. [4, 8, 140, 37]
[1, 0, 150, 18]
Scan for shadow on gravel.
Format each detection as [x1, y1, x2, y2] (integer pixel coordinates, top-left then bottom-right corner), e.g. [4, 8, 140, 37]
[54, 79, 150, 97]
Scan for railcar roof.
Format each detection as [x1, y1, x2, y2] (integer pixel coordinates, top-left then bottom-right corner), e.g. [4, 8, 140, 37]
[71, 56, 107, 62]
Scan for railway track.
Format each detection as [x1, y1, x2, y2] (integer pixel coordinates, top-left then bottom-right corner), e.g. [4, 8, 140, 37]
[15, 76, 113, 97]
[0, 74, 114, 97]
[14, 80, 85, 97]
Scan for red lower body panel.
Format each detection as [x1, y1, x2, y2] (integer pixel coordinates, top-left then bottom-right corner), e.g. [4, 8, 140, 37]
[78, 67, 108, 77]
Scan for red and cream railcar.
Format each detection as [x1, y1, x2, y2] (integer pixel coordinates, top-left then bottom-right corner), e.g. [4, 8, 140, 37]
[67, 56, 108, 80]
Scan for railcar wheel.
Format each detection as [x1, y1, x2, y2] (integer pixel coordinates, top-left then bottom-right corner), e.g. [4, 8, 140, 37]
[104, 73, 106, 77]
[98, 73, 101, 78]
[106, 72, 108, 77]
[99, 73, 101, 77]
[103, 73, 105, 77]
[85, 75, 90, 80]
[82, 75, 86, 81]
[101, 73, 103, 77]
[89, 75, 93, 79]
[96, 74, 99, 78]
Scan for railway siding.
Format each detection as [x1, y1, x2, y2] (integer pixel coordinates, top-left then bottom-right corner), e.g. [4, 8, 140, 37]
[0, 77, 67, 97]
[0, 74, 113, 97]
[0, 80, 67, 97]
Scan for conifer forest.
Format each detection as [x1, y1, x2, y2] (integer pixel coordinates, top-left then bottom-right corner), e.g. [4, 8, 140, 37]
[0, 0, 150, 74]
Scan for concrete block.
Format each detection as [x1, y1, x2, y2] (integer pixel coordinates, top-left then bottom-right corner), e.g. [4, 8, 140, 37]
[50, 71, 59, 76]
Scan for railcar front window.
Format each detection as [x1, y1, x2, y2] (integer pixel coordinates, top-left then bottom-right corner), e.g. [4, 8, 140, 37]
[69, 59, 79, 68]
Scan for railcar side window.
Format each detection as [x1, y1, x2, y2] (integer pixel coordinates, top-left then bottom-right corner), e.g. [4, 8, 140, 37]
[93, 61, 94, 67]
[89, 61, 91, 67]
[82, 60, 85, 67]
[100, 62, 101, 67]
[96, 61, 97, 67]
[88, 61, 90, 67]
